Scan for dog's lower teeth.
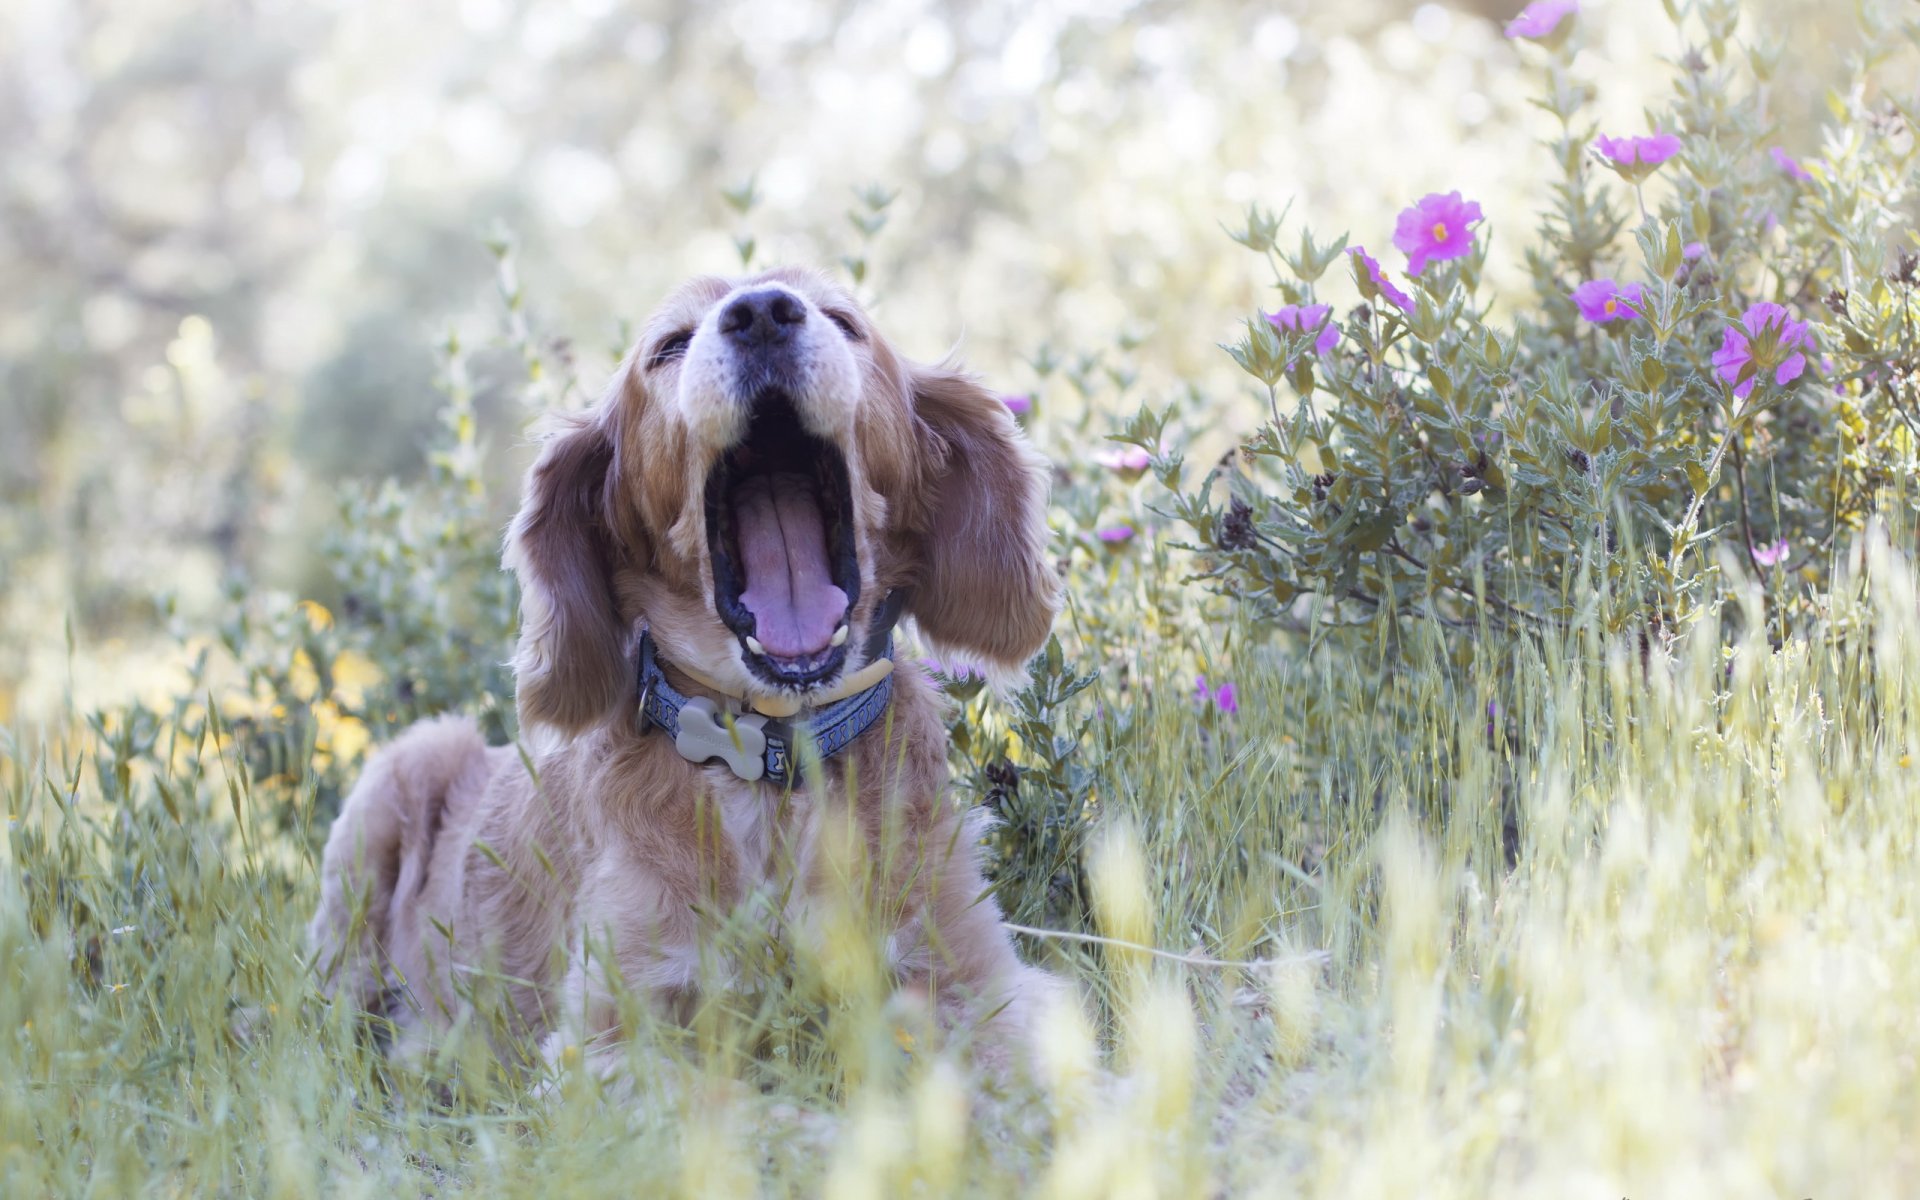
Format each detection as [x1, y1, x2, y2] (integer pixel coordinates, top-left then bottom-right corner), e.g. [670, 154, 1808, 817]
[746, 636, 766, 656]
[829, 624, 848, 647]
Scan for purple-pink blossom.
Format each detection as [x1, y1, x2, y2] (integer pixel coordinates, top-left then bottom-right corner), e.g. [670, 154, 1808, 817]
[1195, 675, 1239, 716]
[1266, 303, 1341, 356]
[1505, 0, 1578, 40]
[1095, 444, 1154, 476]
[1711, 302, 1815, 400]
[1770, 147, 1813, 182]
[1095, 524, 1136, 545]
[1751, 538, 1790, 568]
[1570, 279, 1645, 324]
[1001, 393, 1033, 416]
[1393, 192, 1484, 277]
[1348, 246, 1416, 313]
[1594, 131, 1683, 181]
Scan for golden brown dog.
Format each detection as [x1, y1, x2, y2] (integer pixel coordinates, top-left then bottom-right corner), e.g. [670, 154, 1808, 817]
[307, 267, 1062, 1079]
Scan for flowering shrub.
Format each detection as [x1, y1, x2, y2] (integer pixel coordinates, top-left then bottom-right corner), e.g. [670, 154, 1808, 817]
[1143, 0, 1920, 648]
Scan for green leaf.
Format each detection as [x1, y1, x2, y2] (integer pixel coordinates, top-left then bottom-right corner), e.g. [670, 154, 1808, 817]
[1351, 512, 1396, 552]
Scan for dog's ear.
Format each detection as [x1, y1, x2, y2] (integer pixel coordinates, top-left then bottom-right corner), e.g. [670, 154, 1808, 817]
[502, 410, 631, 733]
[906, 365, 1060, 671]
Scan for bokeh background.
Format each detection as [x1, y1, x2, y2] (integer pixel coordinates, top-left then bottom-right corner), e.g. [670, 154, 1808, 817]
[0, 0, 1840, 722]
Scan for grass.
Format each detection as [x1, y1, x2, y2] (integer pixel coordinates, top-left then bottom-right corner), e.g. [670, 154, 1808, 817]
[6, 527, 1920, 1197]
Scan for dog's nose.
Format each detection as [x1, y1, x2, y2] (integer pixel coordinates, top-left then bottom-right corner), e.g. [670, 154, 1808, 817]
[719, 289, 807, 347]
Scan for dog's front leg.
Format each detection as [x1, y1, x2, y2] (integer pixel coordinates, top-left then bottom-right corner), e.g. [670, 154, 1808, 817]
[535, 916, 699, 1098]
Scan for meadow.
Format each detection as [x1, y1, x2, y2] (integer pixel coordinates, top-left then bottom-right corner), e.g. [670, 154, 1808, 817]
[5, 0, 1920, 1195]
[11, 532, 1920, 1198]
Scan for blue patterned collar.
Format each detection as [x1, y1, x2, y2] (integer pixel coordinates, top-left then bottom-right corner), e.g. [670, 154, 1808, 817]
[635, 630, 895, 785]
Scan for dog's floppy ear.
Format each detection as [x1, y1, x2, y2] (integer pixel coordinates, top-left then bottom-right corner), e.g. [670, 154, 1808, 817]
[907, 365, 1060, 671]
[502, 410, 631, 733]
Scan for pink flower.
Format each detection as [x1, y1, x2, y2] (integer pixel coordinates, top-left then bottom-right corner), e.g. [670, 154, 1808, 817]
[1570, 279, 1645, 324]
[1751, 538, 1790, 568]
[1711, 302, 1815, 400]
[1195, 675, 1239, 716]
[1505, 0, 1578, 40]
[1001, 393, 1033, 416]
[1348, 246, 1416, 313]
[1769, 147, 1813, 182]
[1393, 192, 1484, 277]
[1095, 524, 1136, 545]
[1594, 131, 1683, 182]
[1595, 131, 1683, 167]
[1683, 242, 1707, 260]
[1266, 303, 1341, 356]
[1094, 444, 1154, 476]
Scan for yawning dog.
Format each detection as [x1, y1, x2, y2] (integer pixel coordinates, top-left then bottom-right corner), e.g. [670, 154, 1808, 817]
[307, 268, 1063, 1080]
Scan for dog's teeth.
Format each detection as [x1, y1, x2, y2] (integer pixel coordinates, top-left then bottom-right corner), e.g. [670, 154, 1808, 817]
[746, 636, 766, 656]
[829, 624, 849, 647]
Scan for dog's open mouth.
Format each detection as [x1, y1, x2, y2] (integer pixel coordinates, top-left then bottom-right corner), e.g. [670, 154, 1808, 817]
[706, 393, 860, 688]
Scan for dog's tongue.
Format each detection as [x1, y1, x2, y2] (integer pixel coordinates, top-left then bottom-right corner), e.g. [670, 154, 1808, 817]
[733, 473, 848, 658]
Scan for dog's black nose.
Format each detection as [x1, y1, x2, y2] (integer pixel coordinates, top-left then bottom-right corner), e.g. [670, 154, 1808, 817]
[719, 289, 806, 347]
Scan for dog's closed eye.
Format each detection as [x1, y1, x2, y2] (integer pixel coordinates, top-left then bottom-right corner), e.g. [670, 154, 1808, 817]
[824, 310, 864, 342]
[647, 330, 694, 370]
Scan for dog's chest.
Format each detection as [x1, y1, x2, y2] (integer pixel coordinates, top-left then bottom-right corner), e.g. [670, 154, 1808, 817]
[701, 768, 811, 900]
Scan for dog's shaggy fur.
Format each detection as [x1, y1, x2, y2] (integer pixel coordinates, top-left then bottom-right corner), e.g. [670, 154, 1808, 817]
[307, 268, 1063, 1078]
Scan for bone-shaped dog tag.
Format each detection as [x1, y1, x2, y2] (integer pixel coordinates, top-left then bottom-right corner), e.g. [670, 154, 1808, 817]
[673, 697, 767, 781]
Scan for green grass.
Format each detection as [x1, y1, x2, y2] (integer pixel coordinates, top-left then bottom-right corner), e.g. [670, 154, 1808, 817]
[6, 532, 1920, 1197]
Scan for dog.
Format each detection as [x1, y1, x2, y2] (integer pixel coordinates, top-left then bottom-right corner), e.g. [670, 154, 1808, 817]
[307, 267, 1064, 1082]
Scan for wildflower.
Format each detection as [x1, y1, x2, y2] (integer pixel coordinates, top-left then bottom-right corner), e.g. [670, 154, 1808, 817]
[1593, 131, 1682, 182]
[1769, 147, 1813, 182]
[1595, 131, 1683, 167]
[1001, 393, 1033, 416]
[1195, 675, 1239, 716]
[1394, 192, 1484, 276]
[1265, 303, 1341, 356]
[1683, 242, 1707, 260]
[1348, 246, 1415, 313]
[1094, 444, 1155, 477]
[1711, 302, 1815, 400]
[1751, 538, 1790, 568]
[1569, 279, 1645, 324]
[1504, 0, 1578, 41]
[1095, 524, 1136, 545]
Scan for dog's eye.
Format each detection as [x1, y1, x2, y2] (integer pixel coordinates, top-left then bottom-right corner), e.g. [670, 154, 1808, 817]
[824, 310, 865, 342]
[647, 330, 693, 370]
